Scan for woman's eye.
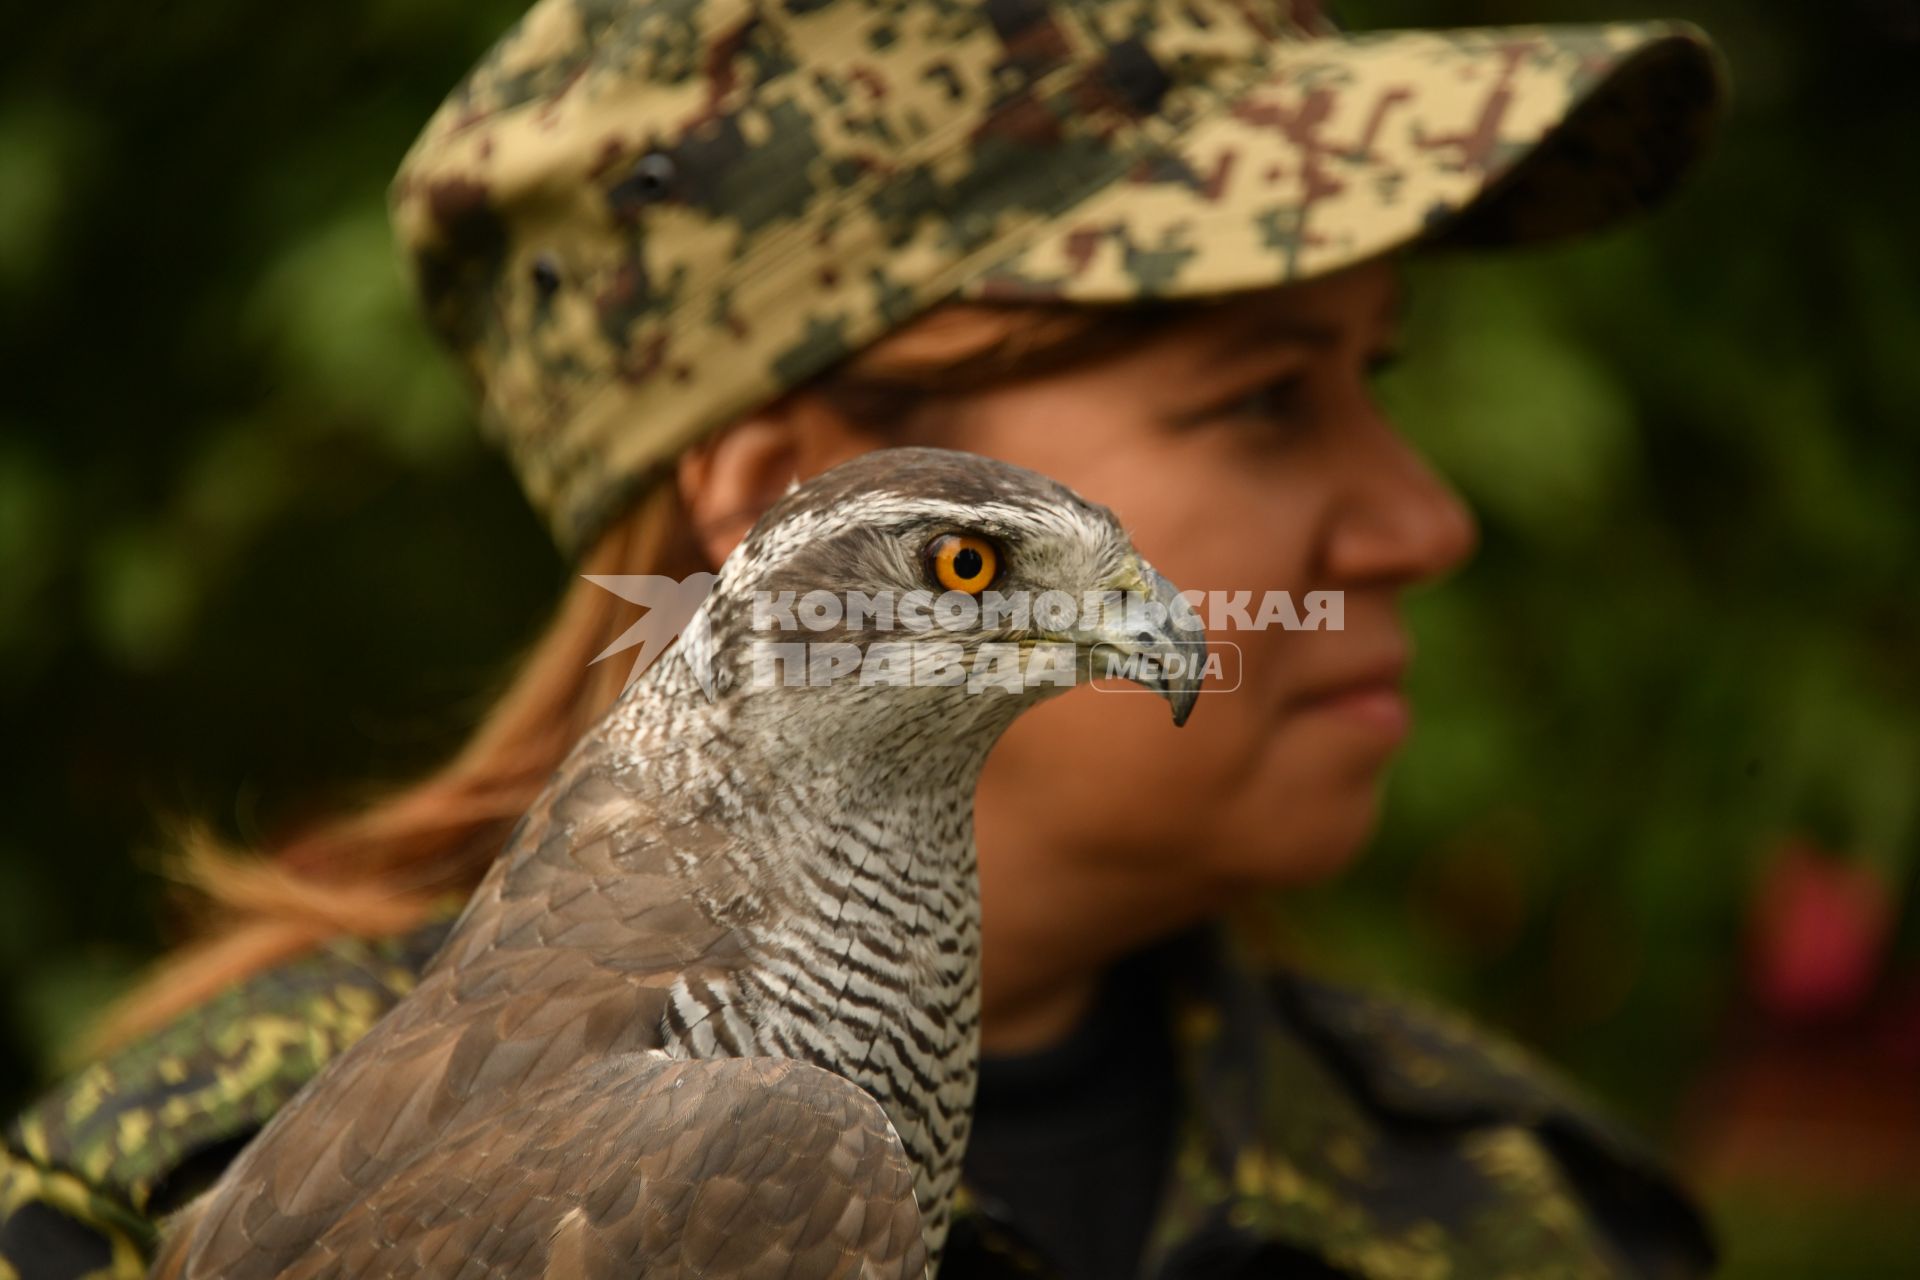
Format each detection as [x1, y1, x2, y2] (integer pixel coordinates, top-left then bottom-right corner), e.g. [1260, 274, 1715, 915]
[1222, 374, 1307, 422]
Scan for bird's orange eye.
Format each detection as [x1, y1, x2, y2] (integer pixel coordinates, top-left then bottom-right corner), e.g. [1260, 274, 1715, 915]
[927, 534, 999, 596]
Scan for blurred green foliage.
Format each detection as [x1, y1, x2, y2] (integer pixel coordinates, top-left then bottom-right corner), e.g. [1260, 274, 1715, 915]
[1, 0, 1915, 1273]
[0, 0, 552, 1071]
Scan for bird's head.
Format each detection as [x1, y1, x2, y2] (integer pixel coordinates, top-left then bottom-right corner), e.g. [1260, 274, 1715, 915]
[672, 448, 1204, 745]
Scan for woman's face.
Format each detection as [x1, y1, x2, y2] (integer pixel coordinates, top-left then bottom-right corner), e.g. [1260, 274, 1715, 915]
[929, 259, 1477, 893]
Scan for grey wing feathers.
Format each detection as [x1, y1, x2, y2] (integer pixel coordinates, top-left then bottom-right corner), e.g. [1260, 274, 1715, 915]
[164, 1055, 927, 1279]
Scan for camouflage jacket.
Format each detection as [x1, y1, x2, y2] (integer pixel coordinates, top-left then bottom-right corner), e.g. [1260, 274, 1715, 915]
[0, 919, 1713, 1280]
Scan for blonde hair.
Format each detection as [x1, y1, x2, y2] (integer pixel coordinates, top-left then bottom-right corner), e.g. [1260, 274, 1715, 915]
[92, 298, 1184, 1051]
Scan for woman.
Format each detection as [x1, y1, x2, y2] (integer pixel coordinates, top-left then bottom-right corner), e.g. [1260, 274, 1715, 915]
[0, 0, 1726, 1276]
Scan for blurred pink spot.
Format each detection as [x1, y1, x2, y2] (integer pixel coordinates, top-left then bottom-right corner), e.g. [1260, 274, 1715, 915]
[1751, 841, 1893, 1021]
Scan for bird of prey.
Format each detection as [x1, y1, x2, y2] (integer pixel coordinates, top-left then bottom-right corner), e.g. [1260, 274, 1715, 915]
[150, 448, 1203, 1280]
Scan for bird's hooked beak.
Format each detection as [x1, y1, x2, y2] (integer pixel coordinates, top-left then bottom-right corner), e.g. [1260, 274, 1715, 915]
[1080, 555, 1207, 727]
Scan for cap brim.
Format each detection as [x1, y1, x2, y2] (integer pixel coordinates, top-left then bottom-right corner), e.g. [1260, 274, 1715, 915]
[954, 22, 1725, 303]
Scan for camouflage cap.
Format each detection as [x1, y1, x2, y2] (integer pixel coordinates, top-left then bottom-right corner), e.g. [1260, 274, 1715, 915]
[390, 0, 1724, 554]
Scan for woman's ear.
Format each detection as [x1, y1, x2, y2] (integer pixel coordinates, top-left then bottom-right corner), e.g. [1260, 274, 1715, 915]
[676, 418, 796, 568]
[676, 392, 881, 568]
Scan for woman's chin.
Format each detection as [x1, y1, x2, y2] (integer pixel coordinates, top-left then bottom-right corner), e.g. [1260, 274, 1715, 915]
[1217, 776, 1386, 888]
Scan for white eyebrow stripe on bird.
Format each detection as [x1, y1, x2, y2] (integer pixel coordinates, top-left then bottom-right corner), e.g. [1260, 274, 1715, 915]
[818, 492, 1083, 534]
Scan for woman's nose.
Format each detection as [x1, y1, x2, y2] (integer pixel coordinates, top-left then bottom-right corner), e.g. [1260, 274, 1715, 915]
[1321, 424, 1479, 589]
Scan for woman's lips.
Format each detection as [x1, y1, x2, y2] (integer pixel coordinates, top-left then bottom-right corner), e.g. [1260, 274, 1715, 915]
[1288, 660, 1411, 739]
[1298, 682, 1411, 737]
